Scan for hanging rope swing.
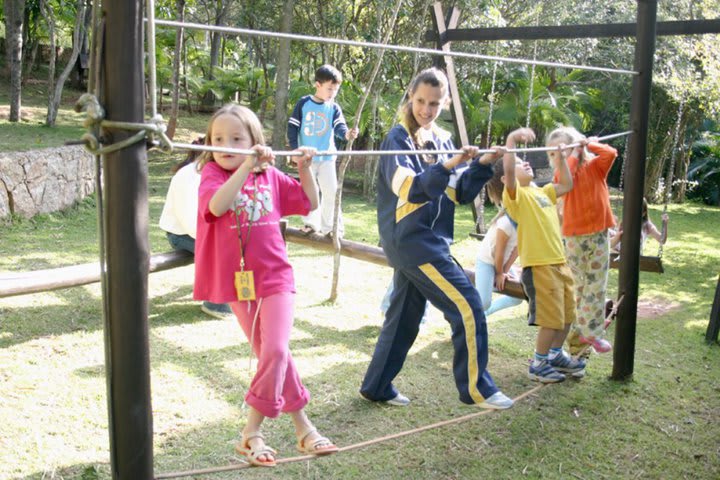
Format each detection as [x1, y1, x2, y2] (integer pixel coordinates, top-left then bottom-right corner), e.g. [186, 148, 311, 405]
[609, 98, 684, 274]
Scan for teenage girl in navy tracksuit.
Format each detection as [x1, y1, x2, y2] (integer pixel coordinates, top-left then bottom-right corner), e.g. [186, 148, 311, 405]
[360, 67, 512, 410]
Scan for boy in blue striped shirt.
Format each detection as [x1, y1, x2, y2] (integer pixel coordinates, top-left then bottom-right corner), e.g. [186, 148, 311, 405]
[288, 65, 358, 236]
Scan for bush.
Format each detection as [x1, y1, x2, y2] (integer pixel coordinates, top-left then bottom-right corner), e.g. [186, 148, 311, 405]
[687, 132, 720, 206]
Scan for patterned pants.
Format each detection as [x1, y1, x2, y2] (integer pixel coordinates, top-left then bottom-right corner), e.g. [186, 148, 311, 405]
[564, 230, 610, 340]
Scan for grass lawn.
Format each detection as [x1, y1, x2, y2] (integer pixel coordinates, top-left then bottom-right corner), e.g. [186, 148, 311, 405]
[1, 87, 720, 479]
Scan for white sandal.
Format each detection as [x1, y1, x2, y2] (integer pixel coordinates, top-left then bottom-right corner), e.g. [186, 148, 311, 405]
[235, 431, 277, 467]
[296, 427, 339, 456]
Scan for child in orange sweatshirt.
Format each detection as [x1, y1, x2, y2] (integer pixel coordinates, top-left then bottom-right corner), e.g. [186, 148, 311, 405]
[547, 127, 618, 355]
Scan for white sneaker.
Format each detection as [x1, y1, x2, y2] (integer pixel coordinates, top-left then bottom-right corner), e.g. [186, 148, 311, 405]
[385, 393, 410, 407]
[477, 391, 514, 410]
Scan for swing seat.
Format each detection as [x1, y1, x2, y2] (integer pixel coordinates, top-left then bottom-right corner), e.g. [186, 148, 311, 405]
[469, 232, 486, 241]
[609, 253, 664, 274]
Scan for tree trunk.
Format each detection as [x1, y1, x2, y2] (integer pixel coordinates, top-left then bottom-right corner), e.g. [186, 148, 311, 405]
[23, 38, 38, 78]
[166, 0, 186, 139]
[4, 0, 26, 122]
[201, 0, 228, 110]
[46, 0, 86, 126]
[182, 33, 193, 114]
[270, 0, 295, 166]
[40, 0, 56, 123]
[329, 0, 404, 302]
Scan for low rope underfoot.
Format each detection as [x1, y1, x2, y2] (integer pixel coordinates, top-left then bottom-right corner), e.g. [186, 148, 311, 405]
[572, 294, 625, 360]
[154, 384, 545, 479]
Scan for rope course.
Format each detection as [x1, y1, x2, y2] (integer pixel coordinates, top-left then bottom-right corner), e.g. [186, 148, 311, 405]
[151, 19, 638, 76]
[153, 384, 545, 479]
[658, 98, 685, 258]
[68, 3, 671, 476]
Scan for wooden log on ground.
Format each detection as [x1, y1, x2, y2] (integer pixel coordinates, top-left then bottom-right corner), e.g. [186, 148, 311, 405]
[0, 250, 193, 298]
[284, 226, 526, 300]
[1, 230, 526, 301]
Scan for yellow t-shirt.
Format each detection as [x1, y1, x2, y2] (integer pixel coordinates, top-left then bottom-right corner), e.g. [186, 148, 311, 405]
[502, 182, 566, 267]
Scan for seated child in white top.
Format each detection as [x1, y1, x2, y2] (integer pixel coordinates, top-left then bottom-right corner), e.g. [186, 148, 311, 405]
[475, 211, 523, 316]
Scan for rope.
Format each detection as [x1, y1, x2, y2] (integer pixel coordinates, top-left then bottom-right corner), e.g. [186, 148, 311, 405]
[658, 98, 685, 258]
[153, 384, 545, 479]
[476, 45, 500, 234]
[73, 93, 173, 155]
[522, 11, 540, 161]
[146, 0, 159, 119]
[485, 46, 500, 148]
[151, 19, 638, 76]
[170, 131, 633, 158]
[613, 134, 630, 216]
[572, 294, 625, 360]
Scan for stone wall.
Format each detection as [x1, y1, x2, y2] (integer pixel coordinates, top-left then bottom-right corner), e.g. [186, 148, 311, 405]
[0, 146, 96, 219]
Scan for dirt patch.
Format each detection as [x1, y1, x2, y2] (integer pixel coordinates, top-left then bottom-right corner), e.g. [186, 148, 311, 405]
[0, 106, 36, 122]
[637, 297, 681, 319]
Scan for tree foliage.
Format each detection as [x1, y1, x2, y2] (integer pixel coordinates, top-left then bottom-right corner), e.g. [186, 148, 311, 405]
[2, 0, 720, 200]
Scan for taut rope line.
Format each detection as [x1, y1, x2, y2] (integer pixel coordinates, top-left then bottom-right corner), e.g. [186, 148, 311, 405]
[151, 19, 638, 76]
[154, 384, 545, 479]
[169, 131, 633, 158]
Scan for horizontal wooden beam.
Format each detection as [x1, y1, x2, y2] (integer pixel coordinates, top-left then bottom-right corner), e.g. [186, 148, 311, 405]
[0, 251, 194, 298]
[0, 230, 526, 301]
[425, 19, 720, 43]
[284, 227, 527, 300]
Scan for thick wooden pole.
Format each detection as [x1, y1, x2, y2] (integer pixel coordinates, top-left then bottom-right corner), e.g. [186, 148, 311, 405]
[705, 274, 720, 344]
[101, 0, 154, 477]
[612, 0, 657, 381]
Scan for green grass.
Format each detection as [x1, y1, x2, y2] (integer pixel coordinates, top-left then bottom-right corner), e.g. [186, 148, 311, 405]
[2, 83, 720, 479]
[1, 165, 718, 479]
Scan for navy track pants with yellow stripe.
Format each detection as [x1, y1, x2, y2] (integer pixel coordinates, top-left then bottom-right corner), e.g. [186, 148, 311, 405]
[360, 255, 498, 404]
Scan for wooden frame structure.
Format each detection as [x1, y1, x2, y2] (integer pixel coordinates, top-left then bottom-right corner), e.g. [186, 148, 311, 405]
[94, 1, 720, 477]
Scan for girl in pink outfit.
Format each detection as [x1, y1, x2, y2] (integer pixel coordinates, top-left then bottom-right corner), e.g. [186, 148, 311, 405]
[194, 104, 337, 467]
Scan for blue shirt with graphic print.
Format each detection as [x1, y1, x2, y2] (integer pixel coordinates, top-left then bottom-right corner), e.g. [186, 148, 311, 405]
[287, 95, 349, 162]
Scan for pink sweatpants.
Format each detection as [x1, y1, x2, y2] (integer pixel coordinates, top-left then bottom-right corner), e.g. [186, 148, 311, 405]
[230, 292, 310, 418]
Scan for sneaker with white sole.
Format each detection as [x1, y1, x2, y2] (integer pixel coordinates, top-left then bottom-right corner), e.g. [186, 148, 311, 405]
[549, 351, 586, 374]
[477, 391, 514, 410]
[385, 393, 411, 407]
[528, 360, 566, 383]
[201, 302, 233, 319]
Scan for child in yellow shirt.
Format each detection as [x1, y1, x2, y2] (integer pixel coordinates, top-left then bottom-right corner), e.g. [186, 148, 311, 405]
[486, 128, 586, 382]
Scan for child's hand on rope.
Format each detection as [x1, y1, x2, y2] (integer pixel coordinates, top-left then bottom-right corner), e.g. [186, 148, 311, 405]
[478, 146, 506, 165]
[293, 147, 317, 170]
[445, 145, 480, 170]
[506, 128, 535, 147]
[346, 127, 359, 141]
[247, 144, 275, 172]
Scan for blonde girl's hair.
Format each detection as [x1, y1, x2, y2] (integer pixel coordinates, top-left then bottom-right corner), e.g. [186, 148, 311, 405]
[546, 126, 591, 165]
[400, 67, 450, 147]
[197, 104, 266, 171]
[485, 157, 506, 207]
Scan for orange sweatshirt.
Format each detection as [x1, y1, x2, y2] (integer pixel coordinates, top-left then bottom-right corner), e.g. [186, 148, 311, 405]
[554, 142, 618, 237]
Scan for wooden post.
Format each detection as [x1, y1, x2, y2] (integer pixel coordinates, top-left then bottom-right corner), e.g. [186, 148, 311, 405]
[612, 0, 657, 381]
[430, 2, 468, 145]
[101, 0, 154, 477]
[705, 274, 720, 343]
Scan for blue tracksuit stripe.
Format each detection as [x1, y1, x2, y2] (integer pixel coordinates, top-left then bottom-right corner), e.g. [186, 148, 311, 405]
[418, 262, 484, 404]
[360, 257, 498, 404]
